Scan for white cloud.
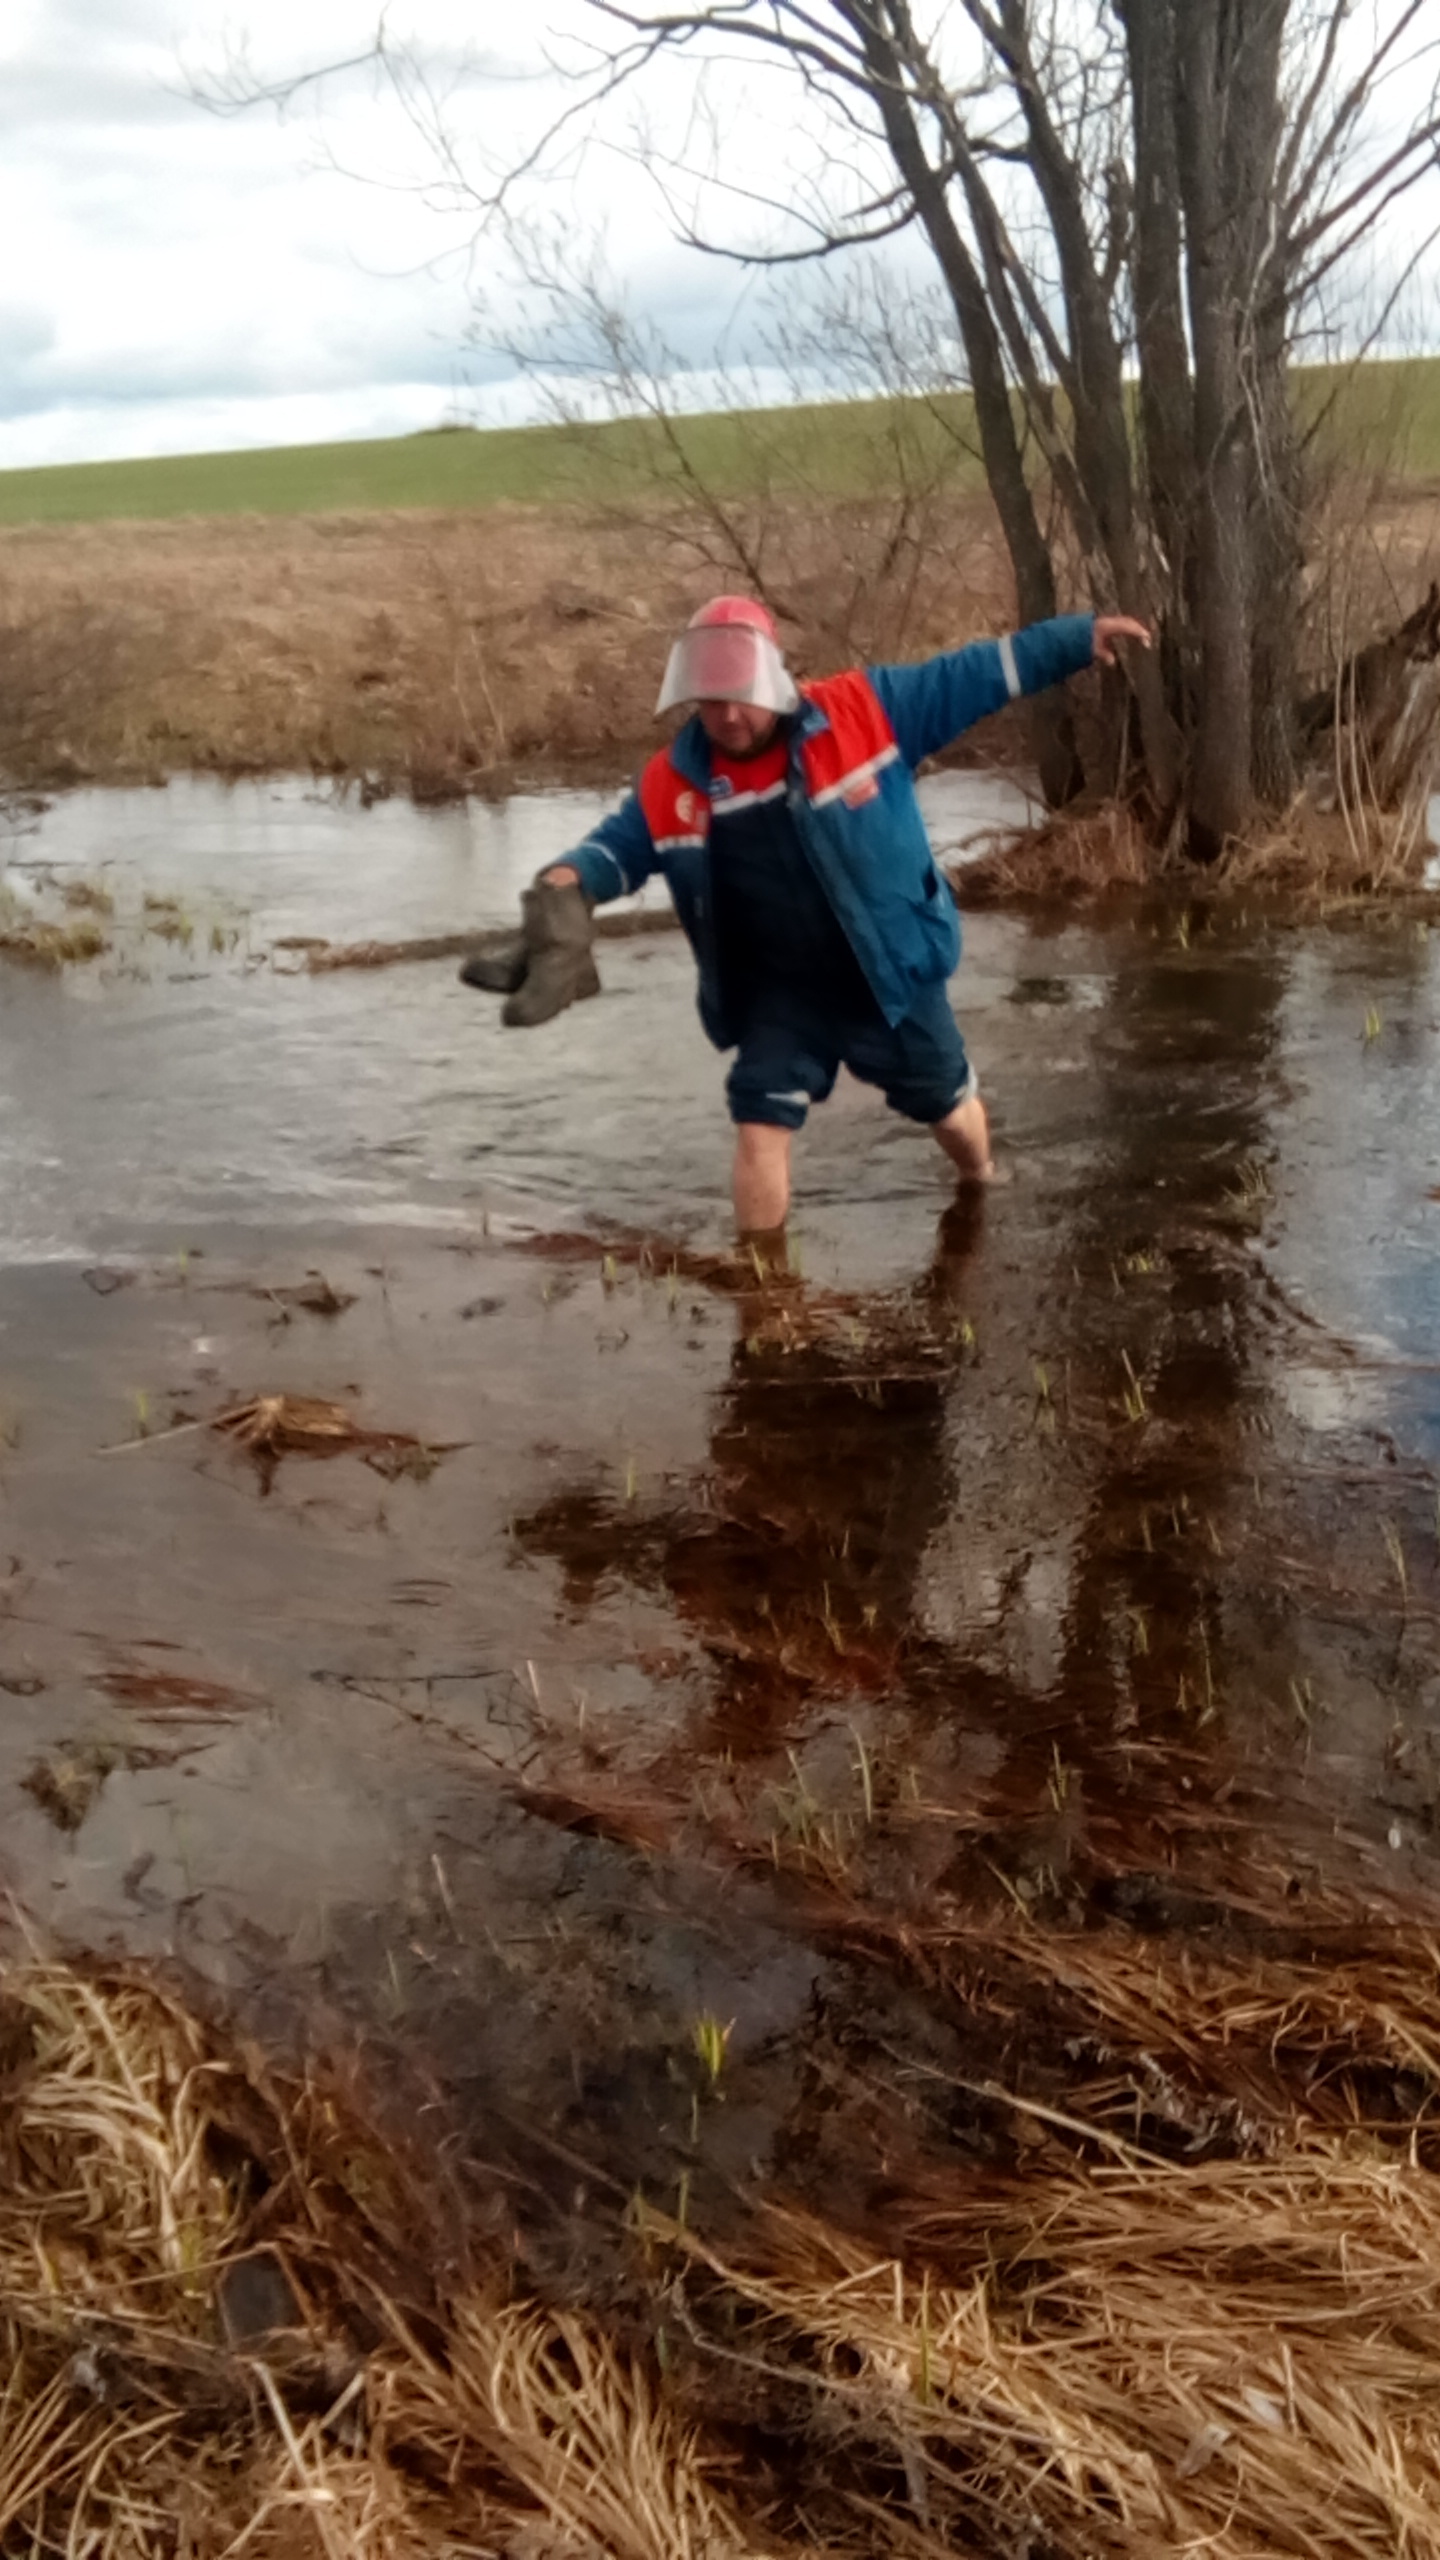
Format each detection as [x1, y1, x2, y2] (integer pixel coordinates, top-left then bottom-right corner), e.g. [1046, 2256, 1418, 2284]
[0, 0, 816, 466]
[0, 384, 455, 467]
[0, 0, 526, 463]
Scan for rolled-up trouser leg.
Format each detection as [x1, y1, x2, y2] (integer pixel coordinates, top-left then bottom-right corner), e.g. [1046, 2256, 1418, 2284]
[839, 982, 972, 1122]
[725, 1006, 842, 1128]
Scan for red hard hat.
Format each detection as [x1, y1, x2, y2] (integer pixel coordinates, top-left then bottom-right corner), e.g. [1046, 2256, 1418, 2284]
[686, 595, 779, 640]
[656, 593, 795, 715]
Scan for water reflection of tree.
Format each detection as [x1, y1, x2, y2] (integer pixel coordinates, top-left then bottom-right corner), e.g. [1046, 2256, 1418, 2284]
[1047, 937, 1290, 1739]
[516, 928, 1416, 1898]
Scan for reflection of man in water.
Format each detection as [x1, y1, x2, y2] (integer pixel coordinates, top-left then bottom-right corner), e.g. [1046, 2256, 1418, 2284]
[465, 595, 1149, 1235]
[517, 1193, 989, 1751]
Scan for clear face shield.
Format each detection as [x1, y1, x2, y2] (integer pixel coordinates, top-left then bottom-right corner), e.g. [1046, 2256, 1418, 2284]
[655, 621, 800, 717]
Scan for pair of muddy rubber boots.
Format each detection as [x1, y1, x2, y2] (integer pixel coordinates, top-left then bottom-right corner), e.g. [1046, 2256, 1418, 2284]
[457, 879, 600, 1027]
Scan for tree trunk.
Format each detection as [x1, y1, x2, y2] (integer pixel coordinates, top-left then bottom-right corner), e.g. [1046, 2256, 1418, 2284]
[857, 4, 1084, 805]
[1232, 4, 1298, 808]
[1303, 583, 1440, 809]
[991, 0, 1182, 820]
[1173, 0, 1253, 857]
[1119, 0, 1194, 603]
[1371, 662, 1440, 809]
[1247, 293, 1303, 807]
[1119, 0, 1197, 790]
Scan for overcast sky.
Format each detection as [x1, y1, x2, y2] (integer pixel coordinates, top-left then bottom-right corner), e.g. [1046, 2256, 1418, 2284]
[0, 0, 807, 470]
[2, 0, 1437, 473]
[0, 0, 614, 467]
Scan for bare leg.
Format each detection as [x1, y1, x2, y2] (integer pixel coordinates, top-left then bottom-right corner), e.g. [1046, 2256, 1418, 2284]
[733, 1122, 792, 1231]
[930, 1089, 994, 1184]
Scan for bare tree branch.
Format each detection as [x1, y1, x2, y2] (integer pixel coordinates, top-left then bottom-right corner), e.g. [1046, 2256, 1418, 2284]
[196, 0, 1440, 848]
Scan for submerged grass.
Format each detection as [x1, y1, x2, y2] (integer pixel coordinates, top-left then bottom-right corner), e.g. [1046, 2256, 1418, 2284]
[0, 914, 108, 967]
[0, 873, 110, 967]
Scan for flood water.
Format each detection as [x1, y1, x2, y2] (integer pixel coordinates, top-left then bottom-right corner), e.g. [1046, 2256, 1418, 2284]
[4, 772, 1440, 2222]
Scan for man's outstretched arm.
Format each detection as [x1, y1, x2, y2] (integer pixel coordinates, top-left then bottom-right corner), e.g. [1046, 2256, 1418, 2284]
[869, 614, 1152, 770]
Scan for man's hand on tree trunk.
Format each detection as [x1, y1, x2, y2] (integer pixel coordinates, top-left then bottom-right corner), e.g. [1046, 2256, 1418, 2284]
[1092, 615, 1153, 665]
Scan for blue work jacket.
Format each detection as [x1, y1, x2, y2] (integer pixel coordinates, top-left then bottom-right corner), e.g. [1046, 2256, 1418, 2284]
[564, 613, 1095, 1047]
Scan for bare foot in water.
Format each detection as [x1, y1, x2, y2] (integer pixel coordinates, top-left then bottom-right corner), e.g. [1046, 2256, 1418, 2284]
[931, 1088, 997, 1185]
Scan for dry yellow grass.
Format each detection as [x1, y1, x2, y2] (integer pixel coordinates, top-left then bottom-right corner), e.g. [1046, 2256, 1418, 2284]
[953, 803, 1158, 907]
[0, 1955, 761, 2560]
[954, 780, 1440, 911]
[0, 911, 108, 966]
[0, 481, 1436, 895]
[13, 1891, 1440, 2557]
[658, 2146, 1440, 2559]
[0, 492, 1015, 801]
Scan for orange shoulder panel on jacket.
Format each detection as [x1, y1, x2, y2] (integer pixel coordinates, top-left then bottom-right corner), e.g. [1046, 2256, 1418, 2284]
[799, 669, 899, 803]
[638, 747, 709, 847]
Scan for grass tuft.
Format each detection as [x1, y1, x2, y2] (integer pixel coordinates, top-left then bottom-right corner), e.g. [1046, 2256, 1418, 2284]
[11, 1882, 1440, 2556]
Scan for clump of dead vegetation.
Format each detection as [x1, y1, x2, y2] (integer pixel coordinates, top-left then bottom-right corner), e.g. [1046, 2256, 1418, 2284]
[957, 570, 1440, 910]
[0, 909, 108, 967]
[955, 617, 1440, 911]
[953, 802, 1158, 908]
[17, 1881, 1440, 2557]
[0, 1953, 746, 2559]
[659, 2122, 1440, 2557]
[1218, 794, 1438, 901]
[954, 781, 1440, 914]
[212, 1392, 453, 1483]
[0, 866, 110, 968]
[99, 1387, 451, 1489]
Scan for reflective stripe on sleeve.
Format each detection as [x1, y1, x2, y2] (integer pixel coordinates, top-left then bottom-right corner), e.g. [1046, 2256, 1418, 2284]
[998, 634, 1021, 701]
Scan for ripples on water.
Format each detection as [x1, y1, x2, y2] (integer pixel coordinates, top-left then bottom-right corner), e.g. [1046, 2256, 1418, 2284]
[0, 772, 1037, 1272]
[0, 768, 1437, 1344]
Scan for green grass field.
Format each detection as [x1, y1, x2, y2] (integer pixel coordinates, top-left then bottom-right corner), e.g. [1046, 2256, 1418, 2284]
[0, 358, 1436, 530]
[0, 395, 990, 527]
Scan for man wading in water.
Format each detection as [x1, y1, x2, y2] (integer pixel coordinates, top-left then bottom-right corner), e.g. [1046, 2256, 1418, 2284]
[461, 596, 1150, 1238]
